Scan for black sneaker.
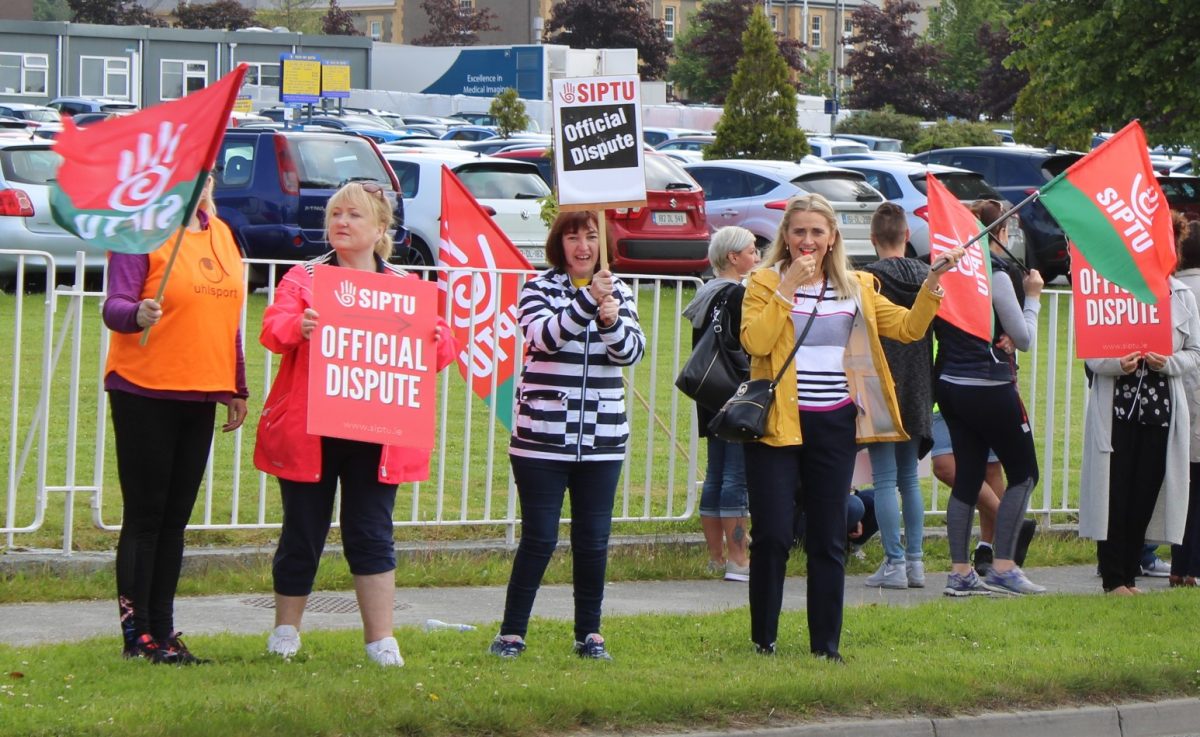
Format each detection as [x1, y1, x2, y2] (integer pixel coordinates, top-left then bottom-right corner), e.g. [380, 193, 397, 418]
[1014, 518, 1037, 567]
[154, 632, 207, 665]
[754, 642, 776, 656]
[488, 635, 526, 659]
[813, 650, 846, 665]
[122, 633, 159, 661]
[573, 633, 613, 661]
[972, 545, 994, 577]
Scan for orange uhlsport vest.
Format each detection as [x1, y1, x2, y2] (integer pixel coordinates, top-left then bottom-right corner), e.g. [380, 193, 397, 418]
[105, 218, 245, 393]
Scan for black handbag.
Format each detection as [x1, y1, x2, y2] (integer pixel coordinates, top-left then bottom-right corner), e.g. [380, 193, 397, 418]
[707, 302, 819, 443]
[675, 294, 749, 411]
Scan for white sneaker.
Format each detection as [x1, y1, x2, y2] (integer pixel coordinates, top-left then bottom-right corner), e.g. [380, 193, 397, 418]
[365, 636, 404, 667]
[906, 560, 926, 588]
[724, 560, 750, 582]
[267, 624, 301, 658]
[865, 559, 908, 589]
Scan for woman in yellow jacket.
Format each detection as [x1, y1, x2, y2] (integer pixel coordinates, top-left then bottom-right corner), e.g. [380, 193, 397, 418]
[740, 194, 961, 660]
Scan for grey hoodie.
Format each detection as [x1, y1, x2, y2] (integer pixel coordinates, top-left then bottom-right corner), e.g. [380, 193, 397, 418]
[683, 277, 741, 328]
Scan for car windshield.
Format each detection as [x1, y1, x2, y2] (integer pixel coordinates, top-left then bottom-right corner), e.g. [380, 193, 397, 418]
[22, 109, 61, 124]
[0, 146, 60, 185]
[455, 165, 550, 200]
[1042, 154, 1082, 180]
[1159, 177, 1200, 206]
[874, 140, 902, 152]
[289, 137, 395, 190]
[792, 172, 883, 202]
[911, 172, 1000, 200]
[645, 154, 697, 191]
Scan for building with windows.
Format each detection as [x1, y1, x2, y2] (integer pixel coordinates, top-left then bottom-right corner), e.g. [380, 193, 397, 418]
[0, 20, 370, 109]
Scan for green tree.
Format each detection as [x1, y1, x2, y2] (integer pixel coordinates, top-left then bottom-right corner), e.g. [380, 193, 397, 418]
[835, 106, 922, 150]
[488, 88, 530, 139]
[666, 20, 718, 103]
[174, 0, 256, 30]
[925, 0, 1018, 118]
[1009, 0, 1200, 152]
[707, 8, 808, 161]
[798, 51, 832, 97]
[34, 0, 71, 21]
[909, 120, 1000, 153]
[257, 0, 323, 34]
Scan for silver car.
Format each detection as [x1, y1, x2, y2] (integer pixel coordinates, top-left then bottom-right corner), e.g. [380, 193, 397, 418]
[837, 159, 1025, 262]
[683, 159, 885, 263]
[0, 139, 102, 282]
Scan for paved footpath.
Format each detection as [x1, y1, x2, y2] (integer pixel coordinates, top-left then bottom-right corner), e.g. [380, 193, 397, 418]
[1, 557, 1197, 737]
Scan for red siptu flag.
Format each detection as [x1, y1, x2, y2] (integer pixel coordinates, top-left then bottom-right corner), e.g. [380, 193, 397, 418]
[1040, 120, 1174, 304]
[50, 64, 247, 254]
[926, 173, 994, 342]
[437, 165, 533, 428]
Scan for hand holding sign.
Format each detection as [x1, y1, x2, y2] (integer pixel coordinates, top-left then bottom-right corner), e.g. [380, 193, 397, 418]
[300, 308, 319, 340]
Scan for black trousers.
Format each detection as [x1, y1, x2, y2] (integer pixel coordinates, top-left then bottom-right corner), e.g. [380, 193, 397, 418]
[109, 391, 216, 645]
[1099, 418, 1168, 590]
[1171, 463, 1200, 578]
[744, 403, 857, 656]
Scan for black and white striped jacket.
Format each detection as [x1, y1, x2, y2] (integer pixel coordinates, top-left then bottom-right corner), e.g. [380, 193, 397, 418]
[509, 268, 646, 462]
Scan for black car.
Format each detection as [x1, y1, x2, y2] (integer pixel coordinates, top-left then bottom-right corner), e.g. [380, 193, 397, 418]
[211, 129, 407, 287]
[909, 146, 1082, 281]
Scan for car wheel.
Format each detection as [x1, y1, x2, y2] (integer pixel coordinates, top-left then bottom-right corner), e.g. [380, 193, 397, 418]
[393, 236, 435, 280]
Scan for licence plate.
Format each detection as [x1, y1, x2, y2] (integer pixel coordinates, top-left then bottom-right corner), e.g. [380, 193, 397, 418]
[520, 247, 546, 265]
[841, 212, 873, 225]
[653, 211, 688, 226]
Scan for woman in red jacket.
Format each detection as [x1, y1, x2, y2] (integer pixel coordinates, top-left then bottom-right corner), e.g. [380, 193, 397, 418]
[255, 181, 457, 667]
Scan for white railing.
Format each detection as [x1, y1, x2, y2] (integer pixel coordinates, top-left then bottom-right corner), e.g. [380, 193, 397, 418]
[0, 253, 1084, 552]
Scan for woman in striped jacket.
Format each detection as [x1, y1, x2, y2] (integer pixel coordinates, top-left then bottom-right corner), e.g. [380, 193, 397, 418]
[490, 211, 646, 661]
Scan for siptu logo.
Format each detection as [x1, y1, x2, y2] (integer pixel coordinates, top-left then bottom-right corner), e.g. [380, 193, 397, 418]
[559, 81, 576, 104]
[334, 279, 357, 308]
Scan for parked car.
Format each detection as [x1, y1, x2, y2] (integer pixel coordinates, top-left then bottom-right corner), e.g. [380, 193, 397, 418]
[833, 134, 903, 153]
[380, 147, 551, 268]
[211, 128, 405, 287]
[460, 135, 552, 156]
[48, 96, 138, 117]
[495, 147, 711, 275]
[0, 139, 104, 283]
[450, 111, 541, 132]
[654, 134, 715, 164]
[1158, 174, 1200, 222]
[642, 126, 706, 147]
[835, 159, 1022, 261]
[806, 136, 872, 160]
[440, 125, 498, 142]
[909, 146, 1082, 281]
[683, 159, 885, 263]
[0, 104, 62, 128]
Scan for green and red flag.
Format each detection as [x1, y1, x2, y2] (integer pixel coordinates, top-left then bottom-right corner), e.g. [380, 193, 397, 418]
[437, 165, 533, 429]
[50, 64, 247, 254]
[926, 173, 994, 342]
[1039, 120, 1175, 304]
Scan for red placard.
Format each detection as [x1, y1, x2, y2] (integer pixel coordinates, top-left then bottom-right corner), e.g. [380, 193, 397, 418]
[307, 264, 438, 448]
[1071, 244, 1172, 359]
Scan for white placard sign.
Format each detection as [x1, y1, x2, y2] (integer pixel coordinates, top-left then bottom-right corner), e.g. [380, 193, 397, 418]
[551, 75, 647, 210]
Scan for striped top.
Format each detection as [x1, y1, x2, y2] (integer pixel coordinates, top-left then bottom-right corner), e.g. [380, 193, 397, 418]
[509, 268, 646, 462]
[790, 280, 855, 411]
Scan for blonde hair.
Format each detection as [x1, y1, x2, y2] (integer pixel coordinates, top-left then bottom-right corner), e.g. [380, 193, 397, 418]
[760, 193, 858, 299]
[325, 182, 395, 259]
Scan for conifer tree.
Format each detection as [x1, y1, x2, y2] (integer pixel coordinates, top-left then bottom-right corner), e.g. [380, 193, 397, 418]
[488, 88, 530, 139]
[707, 8, 808, 161]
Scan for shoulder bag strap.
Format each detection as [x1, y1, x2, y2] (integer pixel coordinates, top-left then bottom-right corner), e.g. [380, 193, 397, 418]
[769, 277, 824, 388]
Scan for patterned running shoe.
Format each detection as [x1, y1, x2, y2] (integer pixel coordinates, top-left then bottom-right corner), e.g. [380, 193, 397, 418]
[123, 633, 159, 661]
[985, 566, 1047, 595]
[154, 632, 207, 665]
[488, 635, 526, 659]
[943, 570, 993, 597]
[573, 633, 613, 661]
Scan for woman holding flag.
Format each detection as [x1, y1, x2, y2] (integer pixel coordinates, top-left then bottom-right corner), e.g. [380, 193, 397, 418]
[489, 210, 645, 661]
[255, 181, 457, 667]
[104, 174, 248, 664]
[739, 194, 961, 660]
[935, 199, 1045, 597]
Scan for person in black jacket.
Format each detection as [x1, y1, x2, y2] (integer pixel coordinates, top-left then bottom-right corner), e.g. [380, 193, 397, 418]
[682, 226, 760, 581]
[859, 203, 933, 589]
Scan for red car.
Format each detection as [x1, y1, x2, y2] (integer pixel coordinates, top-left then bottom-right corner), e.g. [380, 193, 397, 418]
[494, 148, 711, 275]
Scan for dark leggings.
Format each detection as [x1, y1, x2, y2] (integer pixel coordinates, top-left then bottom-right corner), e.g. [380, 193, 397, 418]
[1171, 462, 1200, 579]
[936, 381, 1039, 565]
[109, 391, 216, 645]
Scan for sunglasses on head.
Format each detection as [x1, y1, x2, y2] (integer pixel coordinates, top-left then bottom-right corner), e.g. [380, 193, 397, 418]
[358, 181, 386, 199]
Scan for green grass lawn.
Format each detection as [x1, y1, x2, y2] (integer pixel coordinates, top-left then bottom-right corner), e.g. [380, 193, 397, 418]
[0, 286, 1088, 554]
[1, 590, 1197, 737]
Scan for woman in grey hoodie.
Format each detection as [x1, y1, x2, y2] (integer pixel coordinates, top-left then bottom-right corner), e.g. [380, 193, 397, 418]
[682, 226, 760, 581]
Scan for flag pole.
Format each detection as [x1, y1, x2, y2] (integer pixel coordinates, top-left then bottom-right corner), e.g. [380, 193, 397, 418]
[956, 189, 1041, 274]
[139, 170, 212, 346]
[597, 208, 609, 271]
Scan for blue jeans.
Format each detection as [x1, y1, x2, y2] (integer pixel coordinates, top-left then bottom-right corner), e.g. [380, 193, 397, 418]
[700, 437, 748, 517]
[501, 456, 623, 642]
[867, 439, 924, 563]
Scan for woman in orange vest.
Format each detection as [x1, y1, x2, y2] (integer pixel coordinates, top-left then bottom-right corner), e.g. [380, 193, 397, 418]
[103, 174, 248, 664]
[255, 181, 457, 668]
